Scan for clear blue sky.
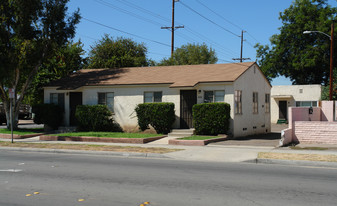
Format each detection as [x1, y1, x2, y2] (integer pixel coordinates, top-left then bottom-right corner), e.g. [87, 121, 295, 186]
[67, 0, 337, 85]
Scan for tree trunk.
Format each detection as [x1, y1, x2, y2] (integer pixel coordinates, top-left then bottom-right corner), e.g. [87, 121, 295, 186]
[3, 99, 19, 130]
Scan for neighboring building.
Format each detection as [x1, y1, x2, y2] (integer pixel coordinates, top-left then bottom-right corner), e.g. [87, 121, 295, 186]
[44, 62, 271, 137]
[271, 85, 322, 124]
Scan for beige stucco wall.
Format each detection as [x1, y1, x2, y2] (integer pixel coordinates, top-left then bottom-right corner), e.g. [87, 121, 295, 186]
[82, 85, 180, 131]
[271, 85, 321, 123]
[233, 64, 271, 137]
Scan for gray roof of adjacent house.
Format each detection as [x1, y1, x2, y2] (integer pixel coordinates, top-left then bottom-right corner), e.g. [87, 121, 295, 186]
[46, 62, 266, 90]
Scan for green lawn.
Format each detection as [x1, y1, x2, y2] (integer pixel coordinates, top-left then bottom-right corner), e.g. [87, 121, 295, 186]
[179, 135, 220, 140]
[0, 128, 44, 135]
[49, 132, 163, 139]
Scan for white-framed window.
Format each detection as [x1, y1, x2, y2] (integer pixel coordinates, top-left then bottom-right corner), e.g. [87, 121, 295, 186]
[144, 91, 162, 103]
[253, 92, 258, 114]
[235, 90, 242, 114]
[98, 92, 114, 112]
[50, 93, 65, 109]
[204, 90, 225, 103]
[296, 101, 317, 107]
[265, 93, 270, 113]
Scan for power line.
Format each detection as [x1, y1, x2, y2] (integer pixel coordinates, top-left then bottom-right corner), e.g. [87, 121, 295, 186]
[82, 17, 172, 48]
[113, 0, 171, 24]
[93, 0, 163, 27]
[184, 27, 238, 57]
[245, 40, 256, 48]
[195, 0, 242, 31]
[179, 0, 240, 37]
[217, 59, 253, 68]
[78, 34, 99, 41]
[194, 0, 261, 44]
[89, 0, 245, 60]
[94, 0, 239, 58]
[246, 31, 261, 44]
[78, 33, 170, 58]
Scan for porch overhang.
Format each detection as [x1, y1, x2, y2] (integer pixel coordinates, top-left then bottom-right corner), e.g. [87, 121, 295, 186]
[271, 95, 293, 99]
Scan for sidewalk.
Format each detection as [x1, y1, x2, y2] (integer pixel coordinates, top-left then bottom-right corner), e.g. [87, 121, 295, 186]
[1, 122, 337, 167]
[1, 135, 337, 168]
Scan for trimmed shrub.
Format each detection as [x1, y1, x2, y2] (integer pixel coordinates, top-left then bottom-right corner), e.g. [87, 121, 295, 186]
[32, 104, 64, 130]
[75, 105, 115, 132]
[135, 103, 175, 134]
[192, 103, 230, 135]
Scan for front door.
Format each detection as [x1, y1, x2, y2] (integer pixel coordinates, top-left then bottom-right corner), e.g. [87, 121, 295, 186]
[279, 100, 287, 120]
[180, 90, 197, 129]
[69, 92, 82, 126]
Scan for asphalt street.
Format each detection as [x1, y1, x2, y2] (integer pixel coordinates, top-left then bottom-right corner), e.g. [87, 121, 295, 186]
[1, 150, 337, 206]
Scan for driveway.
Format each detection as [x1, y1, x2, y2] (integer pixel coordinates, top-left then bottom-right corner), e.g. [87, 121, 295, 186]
[210, 124, 288, 147]
[0, 119, 43, 129]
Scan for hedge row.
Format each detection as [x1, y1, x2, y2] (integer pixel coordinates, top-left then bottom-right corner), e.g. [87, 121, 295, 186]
[135, 103, 175, 134]
[75, 105, 116, 132]
[192, 103, 230, 135]
[33, 104, 63, 130]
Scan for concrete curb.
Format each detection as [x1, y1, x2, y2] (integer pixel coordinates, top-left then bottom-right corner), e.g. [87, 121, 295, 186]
[246, 158, 337, 168]
[169, 137, 227, 146]
[39, 135, 166, 144]
[0, 146, 169, 159]
[0, 133, 44, 139]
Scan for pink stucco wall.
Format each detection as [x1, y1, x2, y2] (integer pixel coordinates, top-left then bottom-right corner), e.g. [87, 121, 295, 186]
[288, 107, 321, 140]
[280, 128, 293, 146]
[321, 101, 334, 122]
[281, 101, 337, 145]
[294, 121, 337, 144]
[290, 107, 321, 122]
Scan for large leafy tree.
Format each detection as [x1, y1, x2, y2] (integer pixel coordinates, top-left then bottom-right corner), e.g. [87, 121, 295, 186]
[159, 43, 217, 66]
[255, 0, 337, 85]
[25, 41, 86, 105]
[86, 35, 149, 69]
[0, 0, 80, 128]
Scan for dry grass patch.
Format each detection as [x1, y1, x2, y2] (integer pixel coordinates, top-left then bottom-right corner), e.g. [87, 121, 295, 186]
[290, 146, 329, 151]
[258, 152, 337, 162]
[0, 141, 181, 154]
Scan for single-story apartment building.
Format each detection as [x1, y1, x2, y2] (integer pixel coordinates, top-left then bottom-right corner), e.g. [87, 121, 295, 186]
[271, 85, 322, 124]
[44, 62, 271, 137]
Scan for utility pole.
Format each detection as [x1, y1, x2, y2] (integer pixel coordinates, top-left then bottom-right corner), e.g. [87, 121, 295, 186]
[161, 0, 184, 56]
[329, 21, 334, 100]
[232, 30, 251, 62]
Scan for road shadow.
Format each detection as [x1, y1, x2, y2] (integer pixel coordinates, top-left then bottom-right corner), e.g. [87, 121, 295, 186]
[231, 132, 281, 141]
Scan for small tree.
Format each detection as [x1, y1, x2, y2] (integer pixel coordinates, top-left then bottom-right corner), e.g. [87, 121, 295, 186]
[86, 35, 149, 69]
[159, 43, 217, 66]
[25, 41, 86, 105]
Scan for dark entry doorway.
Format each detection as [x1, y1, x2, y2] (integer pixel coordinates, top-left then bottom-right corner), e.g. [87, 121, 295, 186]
[279, 100, 287, 120]
[180, 90, 197, 129]
[69, 92, 82, 126]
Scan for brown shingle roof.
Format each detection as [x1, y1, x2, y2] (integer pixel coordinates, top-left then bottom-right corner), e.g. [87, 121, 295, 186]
[47, 62, 257, 90]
